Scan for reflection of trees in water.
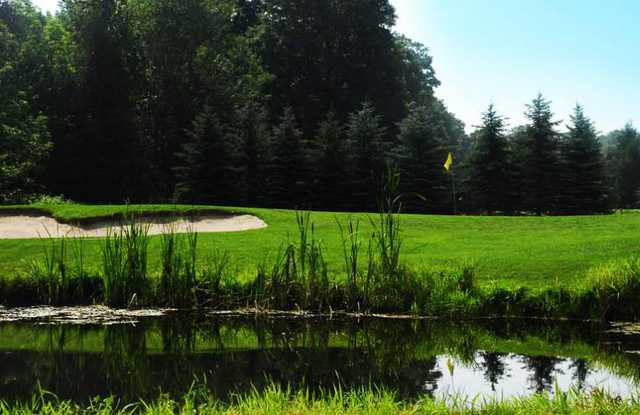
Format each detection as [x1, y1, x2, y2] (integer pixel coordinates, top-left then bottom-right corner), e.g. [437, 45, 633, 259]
[570, 359, 590, 390]
[103, 324, 151, 401]
[0, 318, 637, 404]
[183, 318, 444, 400]
[521, 355, 564, 393]
[479, 352, 507, 391]
[2, 325, 109, 402]
[350, 320, 443, 399]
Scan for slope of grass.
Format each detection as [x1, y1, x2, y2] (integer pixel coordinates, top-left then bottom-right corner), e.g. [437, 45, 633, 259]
[1, 203, 640, 289]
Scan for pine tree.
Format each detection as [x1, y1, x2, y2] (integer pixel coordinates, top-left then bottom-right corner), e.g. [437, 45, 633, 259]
[345, 102, 387, 211]
[560, 104, 609, 213]
[607, 123, 640, 208]
[506, 126, 529, 212]
[64, 0, 142, 202]
[311, 111, 350, 210]
[465, 104, 513, 214]
[235, 103, 271, 206]
[394, 103, 448, 212]
[265, 107, 308, 207]
[173, 106, 246, 204]
[518, 94, 561, 215]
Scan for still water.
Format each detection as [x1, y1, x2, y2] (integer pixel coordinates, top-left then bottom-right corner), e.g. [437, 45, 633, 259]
[0, 314, 639, 403]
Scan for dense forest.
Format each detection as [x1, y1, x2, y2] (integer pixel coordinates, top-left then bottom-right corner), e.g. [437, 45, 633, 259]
[1, 0, 639, 214]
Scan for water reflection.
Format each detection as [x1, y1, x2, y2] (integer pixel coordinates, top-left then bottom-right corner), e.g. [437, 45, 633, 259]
[434, 353, 636, 399]
[0, 317, 638, 403]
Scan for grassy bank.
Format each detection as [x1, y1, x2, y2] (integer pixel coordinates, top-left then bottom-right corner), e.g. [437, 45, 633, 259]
[2, 386, 639, 414]
[1, 203, 640, 320]
[2, 203, 640, 289]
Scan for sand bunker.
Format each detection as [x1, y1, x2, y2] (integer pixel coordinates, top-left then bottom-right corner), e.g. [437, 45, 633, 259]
[0, 214, 267, 239]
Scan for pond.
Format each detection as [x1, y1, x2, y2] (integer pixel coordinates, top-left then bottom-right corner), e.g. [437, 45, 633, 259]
[1, 313, 639, 404]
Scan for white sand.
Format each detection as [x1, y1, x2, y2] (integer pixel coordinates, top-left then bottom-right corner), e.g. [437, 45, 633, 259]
[0, 214, 267, 239]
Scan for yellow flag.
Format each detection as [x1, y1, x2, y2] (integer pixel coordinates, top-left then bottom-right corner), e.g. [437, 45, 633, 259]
[443, 152, 453, 172]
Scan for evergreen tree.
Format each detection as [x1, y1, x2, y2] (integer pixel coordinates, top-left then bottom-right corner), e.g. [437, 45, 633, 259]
[518, 94, 561, 215]
[61, 0, 143, 202]
[607, 123, 640, 208]
[560, 105, 609, 213]
[236, 103, 271, 206]
[394, 103, 448, 212]
[312, 112, 350, 210]
[261, 0, 411, 135]
[173, 106, 246, 204]
[265, 107, 308, 207]
[345, 102, 387, 211]
[505, 125, 529, 212]
[466, 104, 513, 214]
[0, 0, 468, 208]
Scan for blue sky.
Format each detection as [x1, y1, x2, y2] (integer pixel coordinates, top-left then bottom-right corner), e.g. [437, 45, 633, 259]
[390, 0, 639, 132]
[32, 0, 638, 133]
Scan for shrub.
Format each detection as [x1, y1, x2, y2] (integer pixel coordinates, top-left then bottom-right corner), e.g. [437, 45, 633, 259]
[584, 256, 640, 320]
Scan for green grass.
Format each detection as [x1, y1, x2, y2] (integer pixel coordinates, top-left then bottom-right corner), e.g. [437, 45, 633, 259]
[1, 203, 640, 290]
[2, 203, 640, 319]
[1, 385, 639, 414]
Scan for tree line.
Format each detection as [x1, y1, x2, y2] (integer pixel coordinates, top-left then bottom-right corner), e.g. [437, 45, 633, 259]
[1, 0, 639, 214]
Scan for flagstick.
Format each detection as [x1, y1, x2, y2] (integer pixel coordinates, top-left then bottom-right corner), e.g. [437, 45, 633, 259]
[451, 167, 457, 215]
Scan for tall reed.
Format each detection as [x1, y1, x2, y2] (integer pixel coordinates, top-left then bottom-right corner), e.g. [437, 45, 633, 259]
[26, 231, 95, 304]
[101, 217, 150, 307]
[200, 245, 232, 306]
[296, 211, 328, 308]
[252, 212, 329, 310]
[372, 164, 403, 279]
[159, 224, 198, 307]
[27, 231, 67, 304]
[337, 216, 360, 296]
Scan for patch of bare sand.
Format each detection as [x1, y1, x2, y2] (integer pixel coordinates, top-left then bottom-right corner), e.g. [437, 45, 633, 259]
[0, 214, 267, 239]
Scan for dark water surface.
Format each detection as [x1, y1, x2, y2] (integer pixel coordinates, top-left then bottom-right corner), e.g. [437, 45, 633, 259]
[1, 314, 639, 403]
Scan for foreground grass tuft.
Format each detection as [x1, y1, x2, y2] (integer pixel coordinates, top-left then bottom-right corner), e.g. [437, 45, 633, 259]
[1, 385, 639, 414]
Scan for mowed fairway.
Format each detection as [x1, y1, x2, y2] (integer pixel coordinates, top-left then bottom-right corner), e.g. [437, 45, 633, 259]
[1, 204, 639, 289]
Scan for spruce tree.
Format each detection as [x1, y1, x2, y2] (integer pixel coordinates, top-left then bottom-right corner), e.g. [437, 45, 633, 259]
[519, 94, 561, 215]
[265, 107, 308, 207]
[345, 102, 387, 211]
[607, 123, 640, 208]
[506, 126, 529, 212]
[560, 105, 608, 213]
[173, 106, 246, 204]
[466, 104, 513, 214]
[235, 103, 271, 206]
[312, 112, 350, 210]
[395, 103, 448, 212]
